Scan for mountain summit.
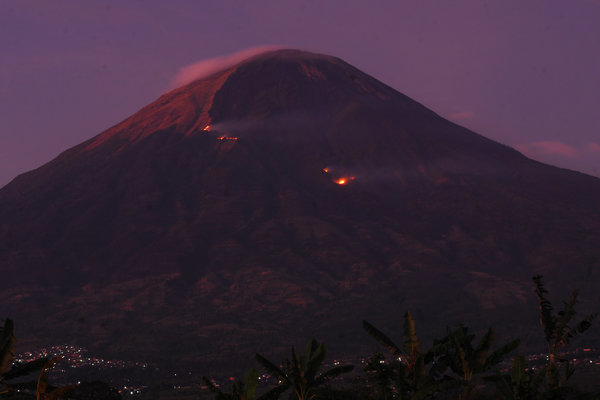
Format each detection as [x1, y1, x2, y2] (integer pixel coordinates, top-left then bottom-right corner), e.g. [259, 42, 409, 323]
[1, 49, 599, 370]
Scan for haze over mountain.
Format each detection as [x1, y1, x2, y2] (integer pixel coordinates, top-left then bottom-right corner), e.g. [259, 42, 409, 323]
[1, 50, 599, 372]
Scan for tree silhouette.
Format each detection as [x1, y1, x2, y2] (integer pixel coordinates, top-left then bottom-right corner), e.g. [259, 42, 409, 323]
[431, 324, 520, 400]
[533, 275, 596, 391]
[1, 318, 70, 400]
[363, 312, 457, 399]
[203, 368, 261, 400]
[255, 338, 353, 400]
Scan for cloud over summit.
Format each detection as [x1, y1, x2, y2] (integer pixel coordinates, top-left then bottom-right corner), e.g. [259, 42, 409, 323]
[170, 46, 284, 88]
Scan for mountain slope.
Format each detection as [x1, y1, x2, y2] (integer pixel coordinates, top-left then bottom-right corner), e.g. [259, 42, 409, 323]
[1, 49, 599, 371]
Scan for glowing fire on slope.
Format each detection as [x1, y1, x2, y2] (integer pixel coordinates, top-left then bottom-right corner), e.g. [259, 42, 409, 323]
[334, 177, 355, 185]
[217, 136, 239, 141]
[321, 167, 356, 185]
[203, 125, 211, 132]
[322, 167, 355, 185]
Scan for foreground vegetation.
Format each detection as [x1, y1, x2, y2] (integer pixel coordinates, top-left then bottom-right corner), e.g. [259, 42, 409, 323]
[1, 276, 598, 399]
[204, 276, 598, 400]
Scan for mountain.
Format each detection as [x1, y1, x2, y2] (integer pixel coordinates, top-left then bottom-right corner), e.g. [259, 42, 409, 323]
[1, 49, 599, 373]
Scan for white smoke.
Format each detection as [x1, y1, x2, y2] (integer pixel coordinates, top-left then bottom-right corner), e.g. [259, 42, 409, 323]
[170, 45, 285, 88]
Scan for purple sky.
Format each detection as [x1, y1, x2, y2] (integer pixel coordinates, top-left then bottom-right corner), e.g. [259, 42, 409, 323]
[1, 1, 599, 188]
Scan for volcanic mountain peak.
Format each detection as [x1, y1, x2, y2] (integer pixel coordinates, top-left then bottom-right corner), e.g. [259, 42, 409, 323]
[82, 49, 437, 153]
[73, 47, 527, 183]
[3, 49, 600, 372]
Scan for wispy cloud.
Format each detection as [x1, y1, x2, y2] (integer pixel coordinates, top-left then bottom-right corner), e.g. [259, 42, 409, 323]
[515, 140, 599, 176]
[515, 141, 578, 158]
[170, 45, 284, 88]
[448, 111, 475, 120]
[587, 142, 600, 153]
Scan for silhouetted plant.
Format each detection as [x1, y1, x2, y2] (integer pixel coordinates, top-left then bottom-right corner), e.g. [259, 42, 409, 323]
[431, 323, 520, 400]
[531, 275, 597, 396]
[0, 318, 71, 400]
[254, 338, 354, 400]
[0, 318, 17, 397]
[483, 355, 546, 400]
[363, 312, 458, 400]
[363, 352, 395, 400]
[484, 352, 600, 399]
[203, 368, 261, 400]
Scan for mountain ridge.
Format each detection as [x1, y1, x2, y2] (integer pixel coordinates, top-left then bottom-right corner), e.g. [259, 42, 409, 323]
[1, 49, 599, 371]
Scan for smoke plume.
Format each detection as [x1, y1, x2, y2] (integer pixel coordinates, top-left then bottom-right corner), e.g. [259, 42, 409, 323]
[170, 45, 284, 88]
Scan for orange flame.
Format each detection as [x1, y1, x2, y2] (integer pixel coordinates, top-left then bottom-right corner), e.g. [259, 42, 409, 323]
[323, 168, 329, 173]
[203, 125, 211, 131]
[217, 136, 238, 141]
[334, 176, 355, 185]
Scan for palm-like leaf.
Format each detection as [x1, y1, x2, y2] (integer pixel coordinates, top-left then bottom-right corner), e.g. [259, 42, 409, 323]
[433, 323, 518, 399]
[0, 318, 16, 377]
[304, 340, 326, 383]
[37, 356, 61, 400]
[362, 320, 402, 356]
[510, 355, 527, 387]
[532, 274, 597, 390]
[5, 381, 38, 392]
[472, 328, 494, 372]
[289, 347, 301, 382]
[403, 312, 420, 357]
[482, 355, 544, 400]
[3, 358, 49, 380]
[555, 291, 579, 344]
[561, 311, 597, 351]
[202, 375, 221, 394]
[242, 368, 259, 400]
[363, 352, 395, 399]
[255, 353, 286, 382]
[533, 275, 597, 370]
[483, 338, 520, 371]
[364, 315, 454, 399]
[451, 330, 469, 381]
[1, 320, 72, 400]
[255, 339, 352, 400]
[203, 369, 260, 400]
[569, 313, 596, 337]
[312, 365, 354, 387]
[533, 275, 556, 345]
